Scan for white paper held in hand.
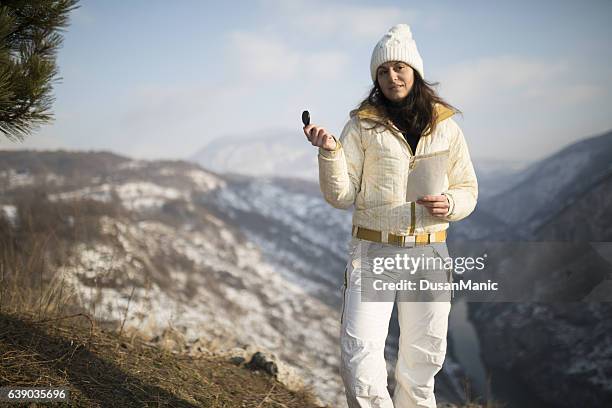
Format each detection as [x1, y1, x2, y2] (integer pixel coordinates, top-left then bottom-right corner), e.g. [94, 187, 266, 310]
[405, 150, 450, 202]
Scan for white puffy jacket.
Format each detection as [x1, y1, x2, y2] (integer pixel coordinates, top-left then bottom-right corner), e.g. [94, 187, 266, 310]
[318, 103, 478, 235]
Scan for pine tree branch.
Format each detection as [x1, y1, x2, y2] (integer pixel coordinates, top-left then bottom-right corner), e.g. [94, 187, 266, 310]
[0, 0, 79, 142]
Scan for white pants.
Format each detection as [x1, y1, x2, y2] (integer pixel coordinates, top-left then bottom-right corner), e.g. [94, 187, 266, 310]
[339, 237, 452, 408]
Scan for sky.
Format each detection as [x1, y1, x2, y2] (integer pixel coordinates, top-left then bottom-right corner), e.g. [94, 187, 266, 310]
[2, 0, 611, 164]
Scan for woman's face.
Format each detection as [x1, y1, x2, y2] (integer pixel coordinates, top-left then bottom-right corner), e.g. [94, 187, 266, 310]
[376, 61, 414, 102]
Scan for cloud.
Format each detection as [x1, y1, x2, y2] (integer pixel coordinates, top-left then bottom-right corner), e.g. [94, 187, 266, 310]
[226, 32, 302, 81]
[223, 1, 430, 85]
[119, 84, 216, 128]
[307, 50, 351, 80]
[112, 82, 254, 157]
[524, 83, 604, 105]
[434, 55, 612, 163]
[109, 24, 355, 158]
[259, 0, 419, 40]
[438, 55, 605, 110]
[226, 31, 349, 82]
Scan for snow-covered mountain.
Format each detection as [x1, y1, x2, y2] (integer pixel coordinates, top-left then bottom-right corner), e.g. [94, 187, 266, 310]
[194, 174, 352, 303]
[480, 130, 612, 236]
[471, 157, 530, 201]
[190, 130, 318, 181]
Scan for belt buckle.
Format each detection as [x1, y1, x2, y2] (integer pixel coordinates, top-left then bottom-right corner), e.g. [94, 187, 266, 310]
[398, 235, 405, 246]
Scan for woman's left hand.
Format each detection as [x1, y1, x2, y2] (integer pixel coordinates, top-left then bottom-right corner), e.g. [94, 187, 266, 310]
[417, 195, 450, 217]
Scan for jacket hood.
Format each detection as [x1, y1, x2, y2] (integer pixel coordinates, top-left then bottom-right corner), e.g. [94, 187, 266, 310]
[434, 104, 455, 123]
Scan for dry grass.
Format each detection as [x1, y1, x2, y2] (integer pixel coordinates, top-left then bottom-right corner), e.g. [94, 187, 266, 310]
[0, 195, 322, 407]
[0, 195, 97, 320]
[0, 310, 321, 407]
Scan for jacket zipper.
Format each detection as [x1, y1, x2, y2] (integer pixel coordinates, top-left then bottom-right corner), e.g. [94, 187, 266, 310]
[388, 122, 419, 156]
[405, 136, 420, 157]
[389, 123, 420, 235]
[389, 123, 421, 169]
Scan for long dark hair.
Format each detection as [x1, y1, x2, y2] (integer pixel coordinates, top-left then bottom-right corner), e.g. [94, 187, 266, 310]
[351, 68, 461, 137]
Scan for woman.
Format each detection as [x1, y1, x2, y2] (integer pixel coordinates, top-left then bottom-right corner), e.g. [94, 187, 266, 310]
[303, 24, 478, 407]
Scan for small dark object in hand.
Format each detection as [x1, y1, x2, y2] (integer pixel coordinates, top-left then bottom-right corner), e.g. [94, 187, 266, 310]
[302, 110, 310, 126]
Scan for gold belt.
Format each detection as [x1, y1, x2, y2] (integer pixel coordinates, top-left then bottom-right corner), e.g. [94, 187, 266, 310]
[352, 225, 447, 247]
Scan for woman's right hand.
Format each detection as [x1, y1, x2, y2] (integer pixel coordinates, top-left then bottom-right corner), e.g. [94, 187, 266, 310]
[303, 124, 338, 151]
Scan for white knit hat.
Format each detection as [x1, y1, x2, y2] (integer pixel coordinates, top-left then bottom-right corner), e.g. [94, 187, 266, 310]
[370, 24, 424, 82]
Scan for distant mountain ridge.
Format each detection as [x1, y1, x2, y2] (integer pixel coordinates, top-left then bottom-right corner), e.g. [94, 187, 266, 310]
[190, 129, 533, 191]
[190, 130, 318, 181]
[481, 130, 612, 236]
